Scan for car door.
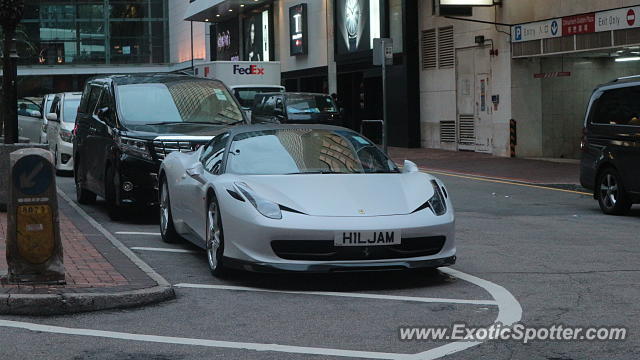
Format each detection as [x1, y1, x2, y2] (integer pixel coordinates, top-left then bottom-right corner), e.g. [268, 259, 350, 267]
[177, 133, 228, 243]
[82, 85, 105, 194]
[92, 85, 117, 190]
[46, 96, 61, 151]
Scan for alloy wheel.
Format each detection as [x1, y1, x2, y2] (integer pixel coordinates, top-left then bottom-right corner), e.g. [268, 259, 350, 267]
[600, 173, 618, 209]
[160, 182, 170, 235]
[206, 201, 221, 271]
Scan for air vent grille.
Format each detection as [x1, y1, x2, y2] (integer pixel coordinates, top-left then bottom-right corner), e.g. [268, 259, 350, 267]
[421, 29, 437, 70]
[440, 121, 456, 143]
[458, 115, 475, 146]
[438, 26, 455, 68]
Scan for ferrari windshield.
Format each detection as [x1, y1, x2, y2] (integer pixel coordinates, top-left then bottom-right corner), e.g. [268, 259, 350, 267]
[117, 79, 244, 125]
[226, 129, 398, 175]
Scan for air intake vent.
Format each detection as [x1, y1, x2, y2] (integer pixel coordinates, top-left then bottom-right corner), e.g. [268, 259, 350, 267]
[543, 36, 575, 54]
[421, 29, 437, 70]
[440, 121, 456, 143]
[614, 28, 640, 46]
[438, 26, 455, 68]
[512, 40, 542, 57]
[576, 32, 611, 50]
[458, 115, 475, 146]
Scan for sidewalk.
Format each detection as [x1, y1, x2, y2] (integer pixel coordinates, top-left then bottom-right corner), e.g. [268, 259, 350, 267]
[389, 147, 581, 185]
[0, 192, 174, 315]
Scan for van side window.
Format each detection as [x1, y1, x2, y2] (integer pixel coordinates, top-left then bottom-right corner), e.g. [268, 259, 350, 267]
[86, 86, 102, 115]
[593, 87, 640, 126]
[78, 85, 92, 113]
[96, 88, 115, 125]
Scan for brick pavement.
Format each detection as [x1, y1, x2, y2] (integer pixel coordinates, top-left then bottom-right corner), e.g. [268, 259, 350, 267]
[389, 147, 581, 185]
[0, 197, 156, 295]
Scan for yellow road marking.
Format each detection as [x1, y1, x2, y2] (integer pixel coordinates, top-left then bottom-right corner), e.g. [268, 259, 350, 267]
[423, 169, 592, 196]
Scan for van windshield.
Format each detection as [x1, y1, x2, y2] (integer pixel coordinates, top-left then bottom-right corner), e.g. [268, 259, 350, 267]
[63, 98, 80, 123]
[117, 80, 244, 125]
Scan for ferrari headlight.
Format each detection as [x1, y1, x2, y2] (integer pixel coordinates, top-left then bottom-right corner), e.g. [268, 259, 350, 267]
[59, 128, 74, 143]
[117, 136, 152, 161]
[428, 180, 447, 216]
[234, 182, 282, 220]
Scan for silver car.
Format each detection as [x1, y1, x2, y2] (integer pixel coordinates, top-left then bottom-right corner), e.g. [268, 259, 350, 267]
[17, 98, 43, 143]
[159, 125, 456, 276]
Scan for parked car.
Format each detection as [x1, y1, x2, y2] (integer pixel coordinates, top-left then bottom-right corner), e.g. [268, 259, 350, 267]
[159, 124, 455, 276]
[39, 94, 56, 144]
[73, 74, 246, 219]
[230, 85, 285, 119]
[580, 76, 640, 215]
[46, 92, 82, 172]
[251, 92, 343, 126]
[17, 98, 43, 143]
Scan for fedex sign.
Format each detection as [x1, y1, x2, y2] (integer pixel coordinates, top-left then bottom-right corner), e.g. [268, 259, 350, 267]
[233, 64, 265, 75]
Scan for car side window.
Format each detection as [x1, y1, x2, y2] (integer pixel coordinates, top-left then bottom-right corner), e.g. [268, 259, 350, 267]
[263, 96, 276, 114]
[86, 86, 102, 115]
[201, 133, 229, 174]
[49, 97, 60, 116]
[96, 87, 115, 125]
[78, 85, 92, 113]
[593, 86, 640, 126]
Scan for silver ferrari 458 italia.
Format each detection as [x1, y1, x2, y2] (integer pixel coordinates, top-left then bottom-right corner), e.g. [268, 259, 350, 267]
[159, 124, 455, 276]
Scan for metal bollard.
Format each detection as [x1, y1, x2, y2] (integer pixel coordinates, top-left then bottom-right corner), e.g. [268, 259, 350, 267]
[6, 148, 65, 284]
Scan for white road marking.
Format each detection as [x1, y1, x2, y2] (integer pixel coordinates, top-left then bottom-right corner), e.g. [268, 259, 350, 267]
[174, 283, 498, 306]
[116, 232, 161, 236]
[131, 247, 197, 254]
[0, 319, 403, 360]
[0, 267, 522, 360]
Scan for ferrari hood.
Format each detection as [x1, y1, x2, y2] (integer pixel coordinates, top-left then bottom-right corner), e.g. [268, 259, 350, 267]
[237, 173, 435, 217]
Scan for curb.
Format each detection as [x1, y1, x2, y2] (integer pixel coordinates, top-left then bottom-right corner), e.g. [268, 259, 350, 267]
[0, 190, 176, 315]
[0, 286, 175, 316]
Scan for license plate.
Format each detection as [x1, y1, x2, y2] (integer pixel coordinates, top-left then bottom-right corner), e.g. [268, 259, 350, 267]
[334, 231, 401, 247]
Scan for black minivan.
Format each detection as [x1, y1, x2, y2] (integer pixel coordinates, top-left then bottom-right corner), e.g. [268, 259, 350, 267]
[73, 74, 245, 219]
[251, 92, 343, 126]
[580, 76, 640, 215]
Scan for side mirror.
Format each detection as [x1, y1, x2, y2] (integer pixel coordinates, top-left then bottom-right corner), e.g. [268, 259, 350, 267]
[402, 160, 419, 173]
[97, 107, 110, 119]
[31, 110, 42, 119]
[46, 113, 58, 122]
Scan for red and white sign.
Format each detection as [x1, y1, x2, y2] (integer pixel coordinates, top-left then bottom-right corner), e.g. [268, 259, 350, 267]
[562, 13, 596, 35]
[596, 6, 640, 31]
[627, 9, 636, 26]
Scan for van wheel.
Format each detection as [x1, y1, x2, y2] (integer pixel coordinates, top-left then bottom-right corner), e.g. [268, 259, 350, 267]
[597, 168, 632, 215]
[106, 166, 123, 220]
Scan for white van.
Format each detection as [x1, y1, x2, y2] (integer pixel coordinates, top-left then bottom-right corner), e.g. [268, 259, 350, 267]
[194, 61, 284, 117]
[46, 92, 82, 172]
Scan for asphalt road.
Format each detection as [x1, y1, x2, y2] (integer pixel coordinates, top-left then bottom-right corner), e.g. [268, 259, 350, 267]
[1, 172, 638, 360]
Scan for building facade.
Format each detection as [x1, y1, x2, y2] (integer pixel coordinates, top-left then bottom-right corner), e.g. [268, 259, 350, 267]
[419, 0, 640, 158]
[9, 0, 205, 96]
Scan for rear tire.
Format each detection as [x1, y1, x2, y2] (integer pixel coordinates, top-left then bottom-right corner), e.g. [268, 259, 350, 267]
[159, 178, 181, 243]
[597, 168, 632, 215]
[206, 195, 226, 277]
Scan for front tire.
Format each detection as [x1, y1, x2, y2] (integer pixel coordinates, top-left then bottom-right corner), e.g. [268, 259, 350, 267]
[597, 168, 632, 215]
[105, 166, 123, 220]
[206, 196, 225, 277]
[159, 178, 181, 243]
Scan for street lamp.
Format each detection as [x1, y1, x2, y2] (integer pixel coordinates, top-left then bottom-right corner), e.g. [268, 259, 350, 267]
[0, 0, 25, 144]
